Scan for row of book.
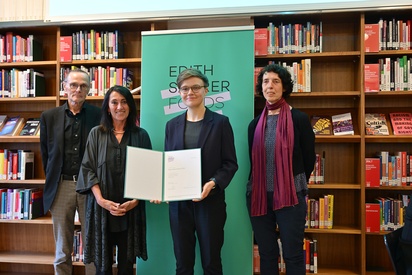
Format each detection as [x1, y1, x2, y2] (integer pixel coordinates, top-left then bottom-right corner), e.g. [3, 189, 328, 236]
[254, 21, 323, 55]
[0, 188, 43, 220]
[0, 116, 40, 137]
[0, 148, 35, 180]
[60, 30, 123, 62]
[59, 66, 134, 97]
[364, 57, 412, 93]
[309, 152, 325, 185]
[311, 112, 354, 136]
[0, 33, 43, 63]
[365, 194, 409, 233]
[253, 238, 319, 273]
[0, 68, 46, 98]
[254, 59, 311, 94]
[365, 112, 412, 136]
[364, 19, 412, 53]
[312, 112, 412, 136]
[366, 151, 412, 187]
[305, 194, 334, 229]
[72, 229, 84, 262]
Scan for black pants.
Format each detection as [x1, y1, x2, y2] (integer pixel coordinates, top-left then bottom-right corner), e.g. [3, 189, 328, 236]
[95, 230, 134, 275]
[169, 193, 227, 275]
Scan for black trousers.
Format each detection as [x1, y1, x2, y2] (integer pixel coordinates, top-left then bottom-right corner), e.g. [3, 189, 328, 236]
[169, 193, 227, 275]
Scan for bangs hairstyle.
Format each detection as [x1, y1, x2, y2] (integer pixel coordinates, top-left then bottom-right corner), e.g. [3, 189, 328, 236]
[176, 68, 209, 88]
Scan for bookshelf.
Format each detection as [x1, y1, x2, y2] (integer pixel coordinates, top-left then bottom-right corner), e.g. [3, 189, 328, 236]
[253, 7, 411, 275]
[0, 21, 166, 274]
[0, 5, 411, 275]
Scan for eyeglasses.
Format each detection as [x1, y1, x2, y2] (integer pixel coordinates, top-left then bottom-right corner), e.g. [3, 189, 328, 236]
[68, 83, 89, 91]
[179, 85, 205, 94]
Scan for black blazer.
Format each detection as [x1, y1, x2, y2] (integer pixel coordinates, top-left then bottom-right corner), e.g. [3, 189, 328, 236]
[40, 102, 101, 213]
[164, 108, 238, 193]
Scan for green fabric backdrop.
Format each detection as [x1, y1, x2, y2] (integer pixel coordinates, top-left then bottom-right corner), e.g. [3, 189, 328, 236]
[138, 26, 254, 274]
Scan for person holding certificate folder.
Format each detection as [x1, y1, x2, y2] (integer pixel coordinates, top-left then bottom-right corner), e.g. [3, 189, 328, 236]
[153, 68, 238, 275]
[76, 85, 152, 275]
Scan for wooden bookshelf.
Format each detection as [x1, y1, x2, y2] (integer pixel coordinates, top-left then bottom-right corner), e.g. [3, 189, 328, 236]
[253, 7, 412, 275]
[0, 21, 166, 274]
[1, 6, 411, 275]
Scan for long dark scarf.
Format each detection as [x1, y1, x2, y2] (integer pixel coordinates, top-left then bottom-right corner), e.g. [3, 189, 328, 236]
[251, 98, 297, 216]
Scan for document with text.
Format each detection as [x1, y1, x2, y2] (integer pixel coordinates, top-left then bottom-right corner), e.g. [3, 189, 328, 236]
[124, 147, 202, 201]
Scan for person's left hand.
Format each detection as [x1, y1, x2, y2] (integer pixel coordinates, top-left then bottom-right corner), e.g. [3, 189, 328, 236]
[193, 180, 215, 202]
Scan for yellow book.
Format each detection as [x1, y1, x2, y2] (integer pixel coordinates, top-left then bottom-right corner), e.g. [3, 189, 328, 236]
[327, 194, 334, 229]
[319, 197, 325, 229]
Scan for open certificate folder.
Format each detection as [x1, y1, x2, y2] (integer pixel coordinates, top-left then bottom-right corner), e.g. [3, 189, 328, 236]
[124, 147, 202, 201]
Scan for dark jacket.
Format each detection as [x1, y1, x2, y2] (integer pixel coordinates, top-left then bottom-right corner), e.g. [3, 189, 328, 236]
[247, 108, 316, 183]
[165, 108, 238, 193]
[40, 102, 101, 213]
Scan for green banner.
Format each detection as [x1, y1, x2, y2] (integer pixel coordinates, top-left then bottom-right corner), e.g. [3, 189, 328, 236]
[139, 26, 254, 274]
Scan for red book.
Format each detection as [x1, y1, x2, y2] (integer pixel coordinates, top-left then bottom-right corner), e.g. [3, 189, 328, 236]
[305, 238, 310, 272]
[60, 36, 72, 62]
[389, 112, 412, 135]
[364, 23, 379, 52]
[364, 64, 380, 92]
[5, 32, 13, 63]
[253, 244, 260, 273]
[254, 28, 268, 56]
[365, 158, 380, 187]
[365, 203, 380, 233]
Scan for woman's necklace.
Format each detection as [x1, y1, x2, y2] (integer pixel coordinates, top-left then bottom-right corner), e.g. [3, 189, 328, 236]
[112, 129, 125, 134]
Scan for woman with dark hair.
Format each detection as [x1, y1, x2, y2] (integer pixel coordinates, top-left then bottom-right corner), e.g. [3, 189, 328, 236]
[76, 85, 152, 275]
[247, 64, 315, 274]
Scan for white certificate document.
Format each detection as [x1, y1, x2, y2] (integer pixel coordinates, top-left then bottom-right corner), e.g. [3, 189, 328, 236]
[124, 147, 202, 201]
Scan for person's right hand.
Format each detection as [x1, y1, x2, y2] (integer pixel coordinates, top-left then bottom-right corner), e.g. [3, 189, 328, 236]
[150, 200, 162, 204]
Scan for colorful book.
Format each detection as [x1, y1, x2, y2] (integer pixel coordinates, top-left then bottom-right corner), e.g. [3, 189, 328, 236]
[365, 203, 381, 233]
[364, 24, 379, 52]
[332, 112, 354, 135]
[365, 158, 380, 187]
[254, 28, 268, 56]
[19, 118, 40, 136]
[389, 112, 412, 135]
[0, 116, 25, 136]
[311, 115, 332, 135]
[364, 64, 380, 92]
[60, 36, 73, 62]
[365, 113, 389, 135]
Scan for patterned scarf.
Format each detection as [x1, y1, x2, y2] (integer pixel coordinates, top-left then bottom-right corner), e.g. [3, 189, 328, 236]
[251, 98, 297, 216]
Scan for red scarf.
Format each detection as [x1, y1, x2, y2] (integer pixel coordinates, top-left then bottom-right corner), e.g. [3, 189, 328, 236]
[251, 98, 297, 216]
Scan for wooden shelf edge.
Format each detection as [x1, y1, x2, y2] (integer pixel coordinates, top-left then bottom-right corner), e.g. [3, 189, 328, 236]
[308, 183, 361, 189]
[59, 95, 141, 100]
[0, 216, 51, 224]
[0, 136, 40, 143]
[0, 96, 57, 102]
[0, 179, 44, 184]
[255, 51, 361, 59]
[0, 251, 54, 265]
[61, 57, 142, 65]
[306, 226, 361, 235]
